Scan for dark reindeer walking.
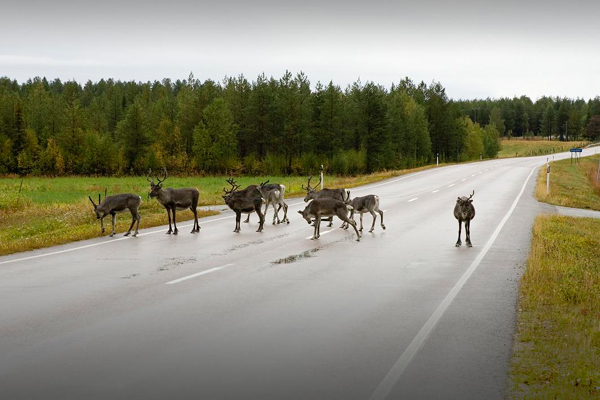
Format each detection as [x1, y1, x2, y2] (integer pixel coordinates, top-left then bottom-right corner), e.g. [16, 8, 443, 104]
[222, 178, 265, 233]
[88, 193, 142, 237]
[303, 176, 350, 227]
[454, 190, 476, 247]
[147, 169, 200, 235]
[342, 194, 386, 233]
[298, 198, 361, 241]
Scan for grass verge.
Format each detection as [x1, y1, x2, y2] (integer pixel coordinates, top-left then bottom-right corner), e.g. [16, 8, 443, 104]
[0, 165, 437, 256]
[499, 139, 587, 159]
[509, 215, 599, 398]
[535, 154, 600, 210]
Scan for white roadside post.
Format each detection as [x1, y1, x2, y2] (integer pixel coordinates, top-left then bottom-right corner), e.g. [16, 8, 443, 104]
[546, 158, 550, 194]
[436, 153, 439, 166]
[320, 164, 324, 190]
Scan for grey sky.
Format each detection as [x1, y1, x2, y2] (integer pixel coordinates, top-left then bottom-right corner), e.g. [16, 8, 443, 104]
[2, 0, 599, 99]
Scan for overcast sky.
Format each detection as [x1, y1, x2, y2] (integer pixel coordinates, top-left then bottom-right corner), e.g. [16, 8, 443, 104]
[1, 0, 599, 100]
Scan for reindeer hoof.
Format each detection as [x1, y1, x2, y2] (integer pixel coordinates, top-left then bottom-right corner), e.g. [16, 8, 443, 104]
[369, 229, 374, 233]
[132, 233, 138, 237]
[109, 233, 115, 237]
[124, 232, 130, 237]
[467, 242, 473, 247]
[382, 225, 386, 230]
[455, 242, 461, 247]
[166, 231, 172, 235]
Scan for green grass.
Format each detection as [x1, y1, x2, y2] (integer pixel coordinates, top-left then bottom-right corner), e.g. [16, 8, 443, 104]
[498, 139, 587, 159]
[535, 154, 600, 211]
[0, 166, 437, 256]
[509, 215, 600, 398]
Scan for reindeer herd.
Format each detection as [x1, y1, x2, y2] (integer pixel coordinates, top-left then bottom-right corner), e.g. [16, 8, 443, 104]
[89, 169, 476, 246]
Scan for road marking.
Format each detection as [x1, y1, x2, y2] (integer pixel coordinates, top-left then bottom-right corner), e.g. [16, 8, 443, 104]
[166, 263, 233, 285]
[461, 178, 467, 181]
[369, 165, 539, 400]
[431, 190, 439, 193]
[408, 198, 418, 202]
[471, 174, 475, 177]
[305, 228, 335, 240]
[352, 169, 436, 192]
[0, 215, 234, 266]
[447, 184, 455, 187]
[478, 171, 482, 174]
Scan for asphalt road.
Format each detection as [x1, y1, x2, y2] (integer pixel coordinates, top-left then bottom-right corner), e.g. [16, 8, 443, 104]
[0, 149, 595, 399]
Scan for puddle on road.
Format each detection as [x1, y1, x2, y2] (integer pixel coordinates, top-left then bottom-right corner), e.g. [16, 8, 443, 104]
[120, 273, 140, 279]
[217, 233, 290, 256]
[158, 256, 197, 272]
[271, 248, 321, 265]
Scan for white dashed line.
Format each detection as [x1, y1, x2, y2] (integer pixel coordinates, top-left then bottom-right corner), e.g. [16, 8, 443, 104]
[448, 184, 455, 187]
[432, 190, 439, 193]
[461, 179, 467, 181]
[471, 174, 475, 177]
[166, 263, 233, 285]
[408, 198, 418, 202]
[305, 228, 336, 240]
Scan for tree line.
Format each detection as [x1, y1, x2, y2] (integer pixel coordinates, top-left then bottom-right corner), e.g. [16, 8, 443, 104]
[1, 72, 595, 177]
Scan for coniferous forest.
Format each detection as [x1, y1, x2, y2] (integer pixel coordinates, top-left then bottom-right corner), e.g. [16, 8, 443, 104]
[1, 72, 599, 176]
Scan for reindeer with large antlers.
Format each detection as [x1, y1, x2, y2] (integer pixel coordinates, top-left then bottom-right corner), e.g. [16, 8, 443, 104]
[147, 168, 200, 235]
[88, 193, 142, 237]
[303, 176, 350, 227]
[222, 178, 265, 233]
[454, 190, 476, 247]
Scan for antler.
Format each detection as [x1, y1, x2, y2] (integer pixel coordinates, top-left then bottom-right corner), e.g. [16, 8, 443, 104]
[260, 180, 269, 187]
[468, 190, 475, 200]
[88, 196, 96, 207]
[156, 168, 168, 184]
[98, 194, 101, 204]
[302, 176, 313, 191]
[223, 178, 240, 195]
[146, 168, 154, 183]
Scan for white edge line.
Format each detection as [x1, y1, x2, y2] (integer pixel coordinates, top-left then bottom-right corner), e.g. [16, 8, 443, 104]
[165, 263, 233, 285]
[448, 184, 455, 187]
[368, 164, 539, 400]
[0, 215, 234, 266]
[461, 178, 467, 181]
[431, 190, 439, 193]
[408, 198, 418, 202]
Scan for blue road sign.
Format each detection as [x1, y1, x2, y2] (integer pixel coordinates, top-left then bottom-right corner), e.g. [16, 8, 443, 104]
[570, 148, 582, 152]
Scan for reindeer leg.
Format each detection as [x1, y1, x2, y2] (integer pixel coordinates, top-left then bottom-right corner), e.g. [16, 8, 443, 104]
[124, 212, 135, 236]
[256, 206, 265, 233]
[313, 216, 321, 239]
[359, 213, 364, 232]
[274, 203, 281, 224]
[244, 213, 250, 223]
[456, 220, 462, 247]
[172, 208, 178, 235]
[466, 219, 472, 247]
[378, 208, 386, 230]
[369, 210, 377, 233]
[132, 212, 140, 237]
[338, 209, 360, 241]
[328, 216, 333, 227]
[166, 208, 172, 234]
[100, 215, 106, 234]
[283, 202, 289, 224]
[109, 213, 116, 237]
[190, 207, 199, 233]
[235, 212, 241, 232]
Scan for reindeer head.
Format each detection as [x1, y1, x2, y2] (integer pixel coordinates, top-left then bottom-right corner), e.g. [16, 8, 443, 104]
[222, 178, 240, 203]
[297, 207, 312, 224]
[456, 190, 475, 214]
[88, 194, 102, 219]
[302, 176, 321, 202]
[147, 168, 168, 198]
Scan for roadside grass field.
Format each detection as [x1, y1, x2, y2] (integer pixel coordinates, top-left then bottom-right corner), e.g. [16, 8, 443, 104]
[498, 139, 587, 159]
[509, 215, 600, 398]
[535, 154, 600, 210]
[0, 165, 436, 256]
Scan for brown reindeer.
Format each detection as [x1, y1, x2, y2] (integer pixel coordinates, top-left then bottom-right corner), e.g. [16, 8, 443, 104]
[454, 190, 476, 247]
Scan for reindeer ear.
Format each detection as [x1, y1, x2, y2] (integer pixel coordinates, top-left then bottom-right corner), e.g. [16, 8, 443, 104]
[469, 199, 473, 203]
[297, 210, 303, 214]
[457, 197, 461, 201]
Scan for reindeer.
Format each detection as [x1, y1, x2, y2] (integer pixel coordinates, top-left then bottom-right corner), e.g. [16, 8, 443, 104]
[303, 176, 350, 227]
[88, 193, 142, 237]
[222, 178, 265, 233]
[298, 198, 361, 241]
[454, 190, 476, 247]
[258, 180, 289, 225]
[342, 195, 386, 233]
[147, 168, 200, 235]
